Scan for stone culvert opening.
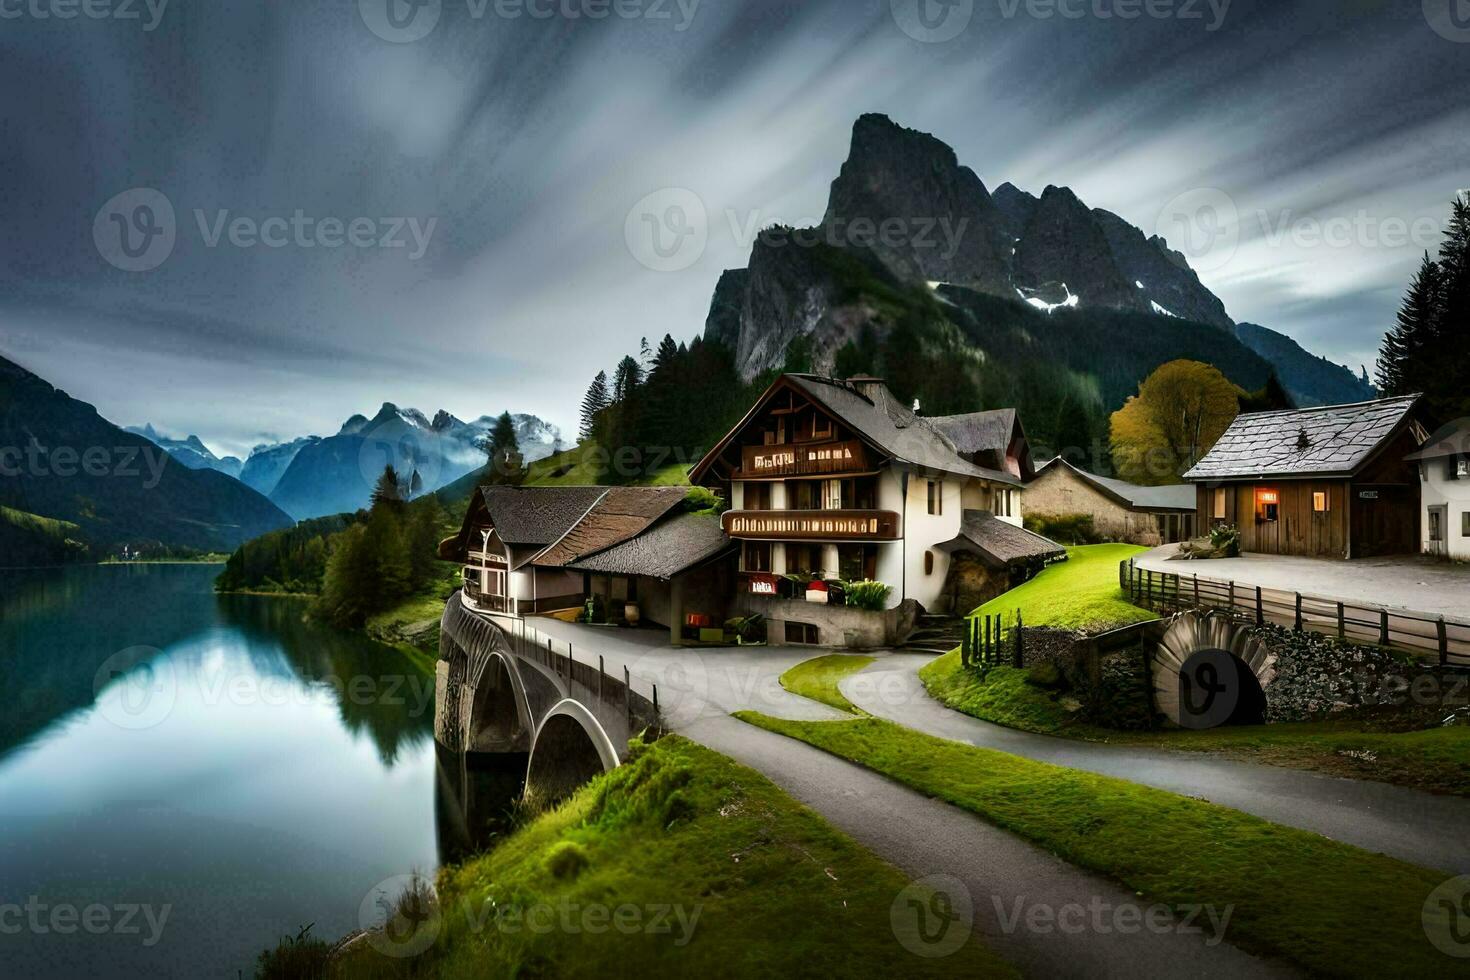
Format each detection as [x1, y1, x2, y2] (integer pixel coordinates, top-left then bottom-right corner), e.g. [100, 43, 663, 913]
[1153, 610, 1276, 730]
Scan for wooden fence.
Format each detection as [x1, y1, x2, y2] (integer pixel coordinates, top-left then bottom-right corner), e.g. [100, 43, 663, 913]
[1120, 559, 1470, 668]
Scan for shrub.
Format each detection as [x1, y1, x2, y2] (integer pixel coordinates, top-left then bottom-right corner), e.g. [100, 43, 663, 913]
[684, 485, 724, 514]
[844, 580, 892, 612]
[255, 925, 331, 980]
[1208, 523, 1241, 555]
[1025, 512, 1103, 545]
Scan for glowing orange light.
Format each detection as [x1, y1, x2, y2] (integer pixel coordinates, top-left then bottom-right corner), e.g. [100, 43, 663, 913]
[1257, 490, 1279, 504]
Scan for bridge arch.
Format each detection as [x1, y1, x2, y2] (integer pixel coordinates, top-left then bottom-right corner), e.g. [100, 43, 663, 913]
[465, 652, 534, 754]
[524, 699, 620, 805]
[1153, 610, 1276, 729]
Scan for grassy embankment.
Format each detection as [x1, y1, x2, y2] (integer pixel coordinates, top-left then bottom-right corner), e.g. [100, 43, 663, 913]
[919, 544, 1470, 795]
[736, 712, 1453, 978]
[295, 737, 1015, 979]
[778, 654, 874, 714]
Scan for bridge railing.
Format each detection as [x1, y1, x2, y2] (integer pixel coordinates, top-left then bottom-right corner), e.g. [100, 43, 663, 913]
[455, 593, 662, 735]
[1120, 559, 1470, 667]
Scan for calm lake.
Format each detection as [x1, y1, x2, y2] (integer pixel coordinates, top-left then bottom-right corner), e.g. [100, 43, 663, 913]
[0, 564, 504, 979]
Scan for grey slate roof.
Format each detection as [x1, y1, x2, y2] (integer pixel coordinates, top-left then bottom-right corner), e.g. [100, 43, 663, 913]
[532, 486, 689, 567]
[568, 512, 734, 581]
[934, 510, 1067, 567]
[1036, 457, 1195, 511]
[477, 486, 606, 546]
[1405, 419, 1470, 462]
[926, 409, 1016, 456]
[786, 376, 1022, 486]
[1184, 395, 1421, 482]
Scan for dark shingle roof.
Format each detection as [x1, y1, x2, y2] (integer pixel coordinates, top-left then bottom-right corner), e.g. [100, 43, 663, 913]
[926, 409, 1015, 456]
[568, 512, 734, 580]
[786, 376, 1021, 486]
[477, 486, 606, 546]
[532, 486, 689, 567]
[1036, 458, 1195, 511]
[1184, 396, 1421, 481]
[934, 510, 1066, 567]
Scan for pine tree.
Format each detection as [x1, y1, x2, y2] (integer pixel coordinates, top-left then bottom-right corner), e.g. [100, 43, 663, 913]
[481, 411, 523, 484]
[1377, 251, 1442, 397]
[579, 371, 610, 443]
[612, 355, 643, 402]
[370, 464, 402, 509]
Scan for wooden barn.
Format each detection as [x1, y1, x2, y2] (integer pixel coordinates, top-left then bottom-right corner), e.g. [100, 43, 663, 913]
[1184, 395, 1429, 559]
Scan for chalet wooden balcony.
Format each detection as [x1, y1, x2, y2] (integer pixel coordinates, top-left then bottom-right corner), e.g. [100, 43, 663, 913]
[721, 509, 901, 542]
[731, 439, 875, 480]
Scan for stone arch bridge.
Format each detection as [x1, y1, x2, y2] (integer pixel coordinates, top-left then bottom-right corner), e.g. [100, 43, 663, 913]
[435, 591, 662, 804]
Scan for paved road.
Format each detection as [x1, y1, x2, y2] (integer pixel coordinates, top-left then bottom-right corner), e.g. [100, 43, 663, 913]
[840, 655, 1470, 875]
[1133, 546, 1470, 622]
[686, 713, 1293, 980]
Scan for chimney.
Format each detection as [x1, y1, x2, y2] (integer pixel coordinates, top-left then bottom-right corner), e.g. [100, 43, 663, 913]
[846, 375, 887, 400]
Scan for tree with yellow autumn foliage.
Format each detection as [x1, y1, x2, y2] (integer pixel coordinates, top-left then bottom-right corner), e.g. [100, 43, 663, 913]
[1110, 360, 1240, 485]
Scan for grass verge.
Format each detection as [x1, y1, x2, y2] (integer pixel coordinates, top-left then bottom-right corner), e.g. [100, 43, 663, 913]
[919, 658, 1470, 796]
[779, 654, 874, 714]
[320, 737, 1015, 979]
[974, 543, 1152, 629]
[735, 712, 1454, 977]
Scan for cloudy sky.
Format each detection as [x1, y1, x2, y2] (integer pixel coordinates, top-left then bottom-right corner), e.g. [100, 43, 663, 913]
[1, 0, 1466, 458]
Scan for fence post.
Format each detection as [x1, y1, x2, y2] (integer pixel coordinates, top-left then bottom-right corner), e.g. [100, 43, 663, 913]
[1014, 611, 1024, 669]
[1256, 586, 1264, 627]
[1440, 618, 1449, 666]
[1295, 593, 1303, 632]
[624, 666, 632, 730]
[1379, 610, 1390, 647]
[1336, 603, 1345, 640]
[599, 655, 605, 701]
[1193, 574, 1200, 608]
[653, 684, 660, 720]
[1227, 580, 1235, 619]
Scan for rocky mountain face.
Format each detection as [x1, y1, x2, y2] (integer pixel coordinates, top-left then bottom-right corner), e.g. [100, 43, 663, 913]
[706, 113, 1349, 404]
[1234, 322, 1376, 407]
[0, 355, 292, 556]
[124, 424, 244, 479]
[265, 403, 562, 521]
[239, 436, 320, 497]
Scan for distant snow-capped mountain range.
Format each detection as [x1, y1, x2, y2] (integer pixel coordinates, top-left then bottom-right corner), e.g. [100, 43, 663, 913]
[129, 405, 562, 521]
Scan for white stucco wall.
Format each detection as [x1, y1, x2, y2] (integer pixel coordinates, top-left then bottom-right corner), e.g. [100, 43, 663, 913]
[1421, 460, 1470, 559]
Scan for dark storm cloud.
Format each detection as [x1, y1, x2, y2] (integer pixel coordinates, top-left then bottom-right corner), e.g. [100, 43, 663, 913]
[0, 0, 1466, 454]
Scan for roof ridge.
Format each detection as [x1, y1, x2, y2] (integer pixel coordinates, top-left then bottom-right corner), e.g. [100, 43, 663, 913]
[1233, 393, 1419, 420]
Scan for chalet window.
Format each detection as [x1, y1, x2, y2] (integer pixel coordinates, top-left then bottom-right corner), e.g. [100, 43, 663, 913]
[787, 543, 821, 579]
[743, 542, 772, 573]
[1313, 492, 1329, 513]
[1255, 489, 1279, 523]
[1213, 489, 1227, 520]
[785, 621, 820, 645]
[823, 479, 843, 510]
[789, 480, 821, 510]
[927, 480, 943, 516]
[1463, 512, 1470, 537]
[1429, 510, 1445, 542]
[839, 544, 877, 581]
[745, 482, 772, 511]
[1454, 457, 1469, 479]
[813, 416, 834, 440]
[997, 489, 1014, 518]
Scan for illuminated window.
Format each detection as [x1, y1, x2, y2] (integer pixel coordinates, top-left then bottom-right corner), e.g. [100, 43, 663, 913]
[1313, 492, 1329, 513]
[1256, 489, 1280, 523]
[1213, 489, 1227, 520]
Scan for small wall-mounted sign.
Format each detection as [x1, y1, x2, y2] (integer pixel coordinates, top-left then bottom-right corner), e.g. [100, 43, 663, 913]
[749, 575, 779, 596]
[1359, 490, 1380, 501]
